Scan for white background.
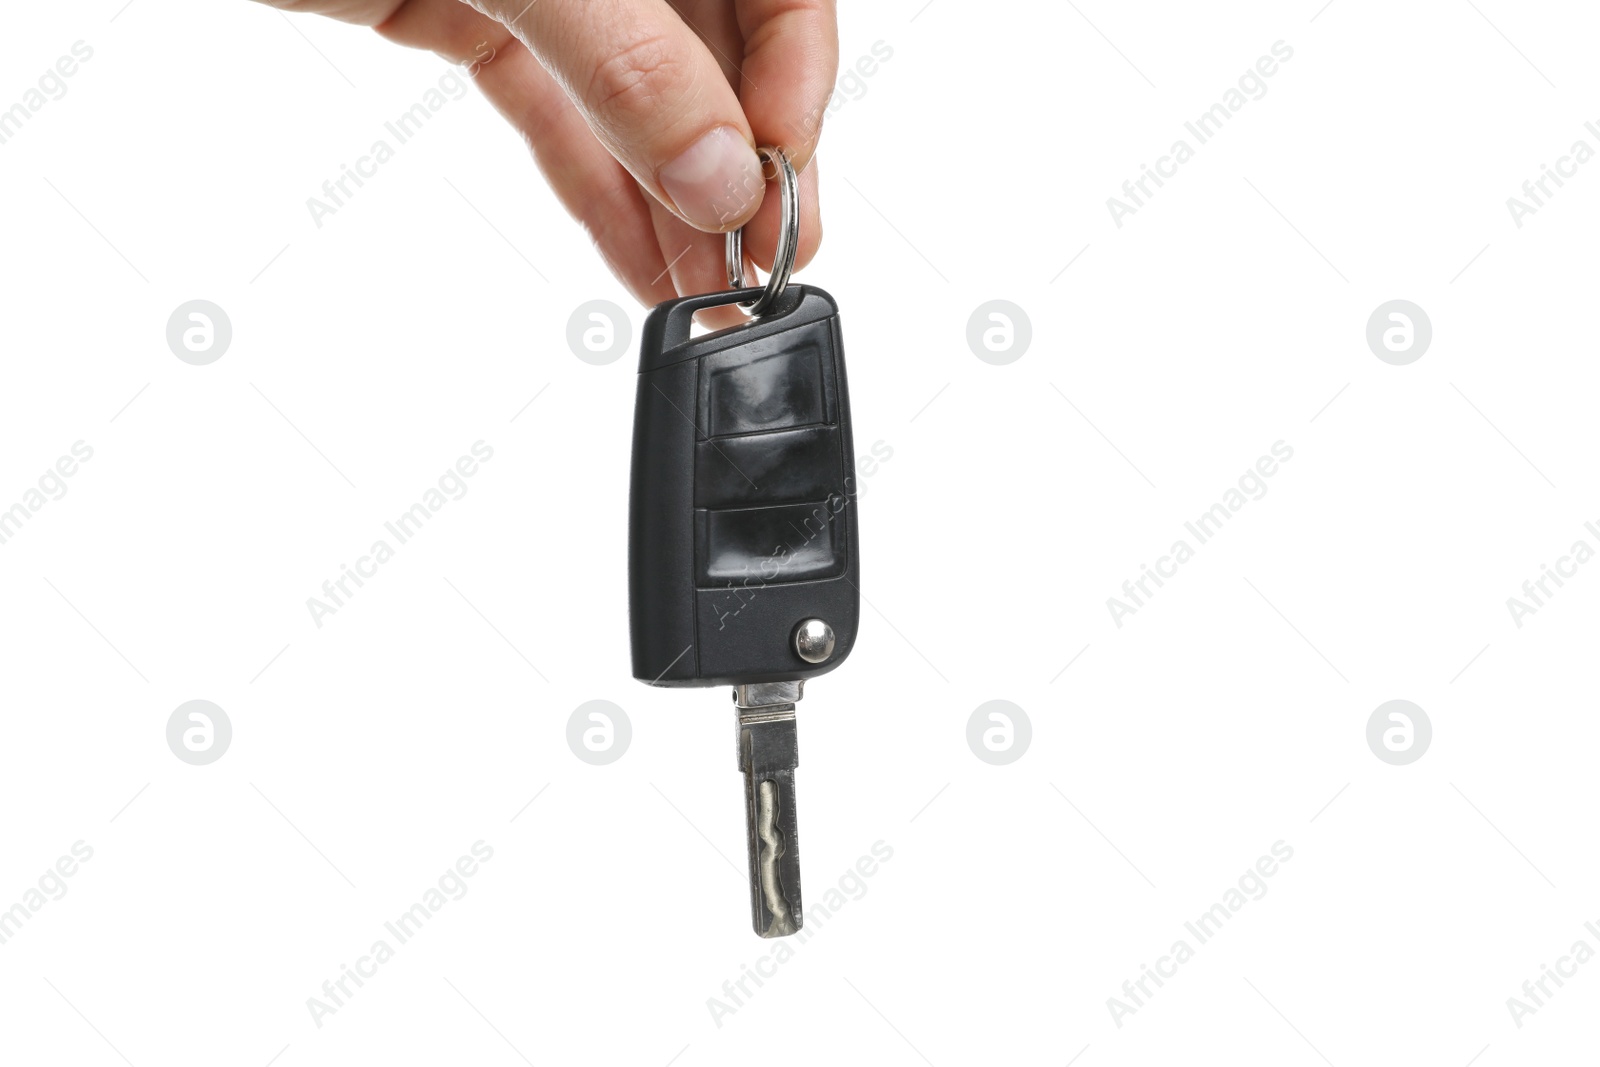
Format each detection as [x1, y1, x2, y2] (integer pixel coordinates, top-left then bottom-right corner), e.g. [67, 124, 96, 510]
[3, 1, 1600, 1064]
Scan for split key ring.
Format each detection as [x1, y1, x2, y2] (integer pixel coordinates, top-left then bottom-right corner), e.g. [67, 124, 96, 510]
[725, 146, 800, 318]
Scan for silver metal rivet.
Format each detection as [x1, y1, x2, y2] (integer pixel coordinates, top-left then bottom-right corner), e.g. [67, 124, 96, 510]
[793, 619, 835, 664]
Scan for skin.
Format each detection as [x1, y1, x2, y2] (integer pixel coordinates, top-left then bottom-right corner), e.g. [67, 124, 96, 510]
[257, 0, 838, 327]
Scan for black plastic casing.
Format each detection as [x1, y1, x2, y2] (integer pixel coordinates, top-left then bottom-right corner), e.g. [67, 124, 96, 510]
[629, 285, 859, 688]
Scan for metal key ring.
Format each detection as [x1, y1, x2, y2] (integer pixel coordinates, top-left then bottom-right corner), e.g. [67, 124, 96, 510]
[726, 146, 799, 317]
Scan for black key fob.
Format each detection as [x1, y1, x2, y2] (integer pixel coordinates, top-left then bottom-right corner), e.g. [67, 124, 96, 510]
[628, 284, 859, 688]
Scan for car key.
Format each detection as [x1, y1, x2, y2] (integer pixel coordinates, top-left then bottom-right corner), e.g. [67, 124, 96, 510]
[628, 147, 858, 938]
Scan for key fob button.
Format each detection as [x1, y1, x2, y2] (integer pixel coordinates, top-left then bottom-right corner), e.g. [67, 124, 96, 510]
[694, 425, 843, 507]
[701, 324, 831, 435]
[698, 501, 844, 584]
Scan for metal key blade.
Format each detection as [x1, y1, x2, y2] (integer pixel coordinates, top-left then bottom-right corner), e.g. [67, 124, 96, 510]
[736, 683, 804, 938]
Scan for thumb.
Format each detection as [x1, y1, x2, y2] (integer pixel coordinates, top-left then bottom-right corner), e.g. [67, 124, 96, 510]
[481, 0, 766, 232]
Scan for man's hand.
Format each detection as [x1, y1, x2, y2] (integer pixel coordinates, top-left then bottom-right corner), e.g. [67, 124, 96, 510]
[261, 0, 837, 325]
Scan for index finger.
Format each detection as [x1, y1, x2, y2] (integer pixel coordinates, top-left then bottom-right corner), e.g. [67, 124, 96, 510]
[734, 0, 839, 170]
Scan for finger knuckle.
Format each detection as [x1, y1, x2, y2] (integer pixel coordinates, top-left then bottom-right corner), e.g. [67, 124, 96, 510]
[585, 34, 685, 121]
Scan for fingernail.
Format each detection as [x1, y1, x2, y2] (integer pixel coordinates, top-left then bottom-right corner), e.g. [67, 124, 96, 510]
[659, 127, 763, 231]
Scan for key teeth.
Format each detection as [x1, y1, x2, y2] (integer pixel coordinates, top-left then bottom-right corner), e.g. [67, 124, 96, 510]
[737, 690, 803, 939]
[755, 779, 800, 938]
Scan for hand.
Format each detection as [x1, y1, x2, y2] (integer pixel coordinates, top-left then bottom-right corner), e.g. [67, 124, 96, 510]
[260, 0, 838, 326]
